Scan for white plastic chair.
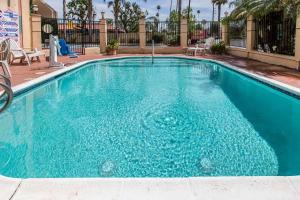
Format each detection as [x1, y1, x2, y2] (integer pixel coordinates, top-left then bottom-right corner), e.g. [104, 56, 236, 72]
[186, 37, 216, 56]
[9, 39, 44, 66]
[0, 39, 12, 77]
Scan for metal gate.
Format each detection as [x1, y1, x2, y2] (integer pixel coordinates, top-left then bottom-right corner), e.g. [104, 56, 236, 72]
[41, 18, 100, 55]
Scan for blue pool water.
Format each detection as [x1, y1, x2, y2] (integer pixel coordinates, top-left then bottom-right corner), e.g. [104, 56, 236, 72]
[0, 57, 300, 178]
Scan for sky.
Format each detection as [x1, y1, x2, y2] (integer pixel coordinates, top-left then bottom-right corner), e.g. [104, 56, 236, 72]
[44, 0, 232, 21]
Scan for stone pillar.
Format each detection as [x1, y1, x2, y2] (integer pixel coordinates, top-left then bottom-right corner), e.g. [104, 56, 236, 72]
[222, 23, 229, 45]
[99, 19, 107, 53]
[21, 0, 32, 50]
[246, 15, 256, 52]
[139, 17, 146, 49]
[180, 17, 188, 48]
[295, 15, 300, 70]
[30, 14, 42, 50]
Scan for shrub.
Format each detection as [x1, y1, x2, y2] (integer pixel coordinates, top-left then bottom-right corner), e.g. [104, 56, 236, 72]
[152, 34, 164, 43]
[106, 39, 120, 52]
[210, 41, 226, 54]
[167, 36, 180, 46]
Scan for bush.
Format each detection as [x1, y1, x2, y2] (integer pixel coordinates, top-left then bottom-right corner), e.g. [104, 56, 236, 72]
[167, 36, 180, 46]
[152, 34, 164, 43]
[210, 41, 226, 54]
[106, 39, 120, 52]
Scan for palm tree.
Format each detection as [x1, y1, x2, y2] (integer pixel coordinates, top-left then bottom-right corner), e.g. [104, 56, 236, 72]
[176, 0, 182, 18]
[104, 0, 147, 25]
[230, 0, 300, 19]
[88, 0, 93, 21]
[187, 0, 191, 22]
[212, 1, 215, 21]
[63, 0, 67, 18]
[170, 0, 173, 15]
[212, 0, 228, 23]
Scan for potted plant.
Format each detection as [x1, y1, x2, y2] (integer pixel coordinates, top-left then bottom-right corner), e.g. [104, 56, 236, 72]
[210, 41, 226, 55]
[106, 39, 120, 55]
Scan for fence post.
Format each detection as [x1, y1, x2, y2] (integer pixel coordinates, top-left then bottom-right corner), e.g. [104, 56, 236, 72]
[222, 22, 229, 45]
[180, 17, 188, 48]
[246, 15, 256, 53]
[139, 17, 146, 49]
[99, 18, 107, 53]
[30, 14, 42, 50]
[295, 15, 300, 70]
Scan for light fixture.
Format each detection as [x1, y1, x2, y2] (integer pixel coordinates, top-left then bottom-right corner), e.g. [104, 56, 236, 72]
[224, 11, 229, 17]
[101, 11, 105, 20]
[32, 4, 39, 14]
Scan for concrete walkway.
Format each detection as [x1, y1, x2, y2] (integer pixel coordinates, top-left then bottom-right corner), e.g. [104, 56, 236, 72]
[1, 176, 300, 200]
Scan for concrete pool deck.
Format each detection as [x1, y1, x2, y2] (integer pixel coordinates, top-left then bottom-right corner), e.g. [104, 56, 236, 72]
[1, 55, 300, 199]
[1, 176, 300, 199]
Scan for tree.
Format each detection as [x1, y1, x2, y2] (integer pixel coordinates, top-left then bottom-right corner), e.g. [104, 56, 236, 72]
[88, 0, 93, 21]
[167, 8, 196, 33]
[169, 0, 173, 15]
[63, 0, 67, 18]
[67, 0, 89, 21]
[104, 0, 146, 25]
[212, 0, 228, 23]
[118, 2, 144, 32]
[212, 1, 215, 21]
[230, 0, 300, 19]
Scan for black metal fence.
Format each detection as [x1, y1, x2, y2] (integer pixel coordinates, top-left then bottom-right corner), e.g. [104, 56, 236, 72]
[107, 21, 139, 46]
[187, 21, 221, 45]
[229, 19, 247, 48]
[254, 12, 296, 56]
[41, 18, 100, 54]
[145, 21, 180, 46]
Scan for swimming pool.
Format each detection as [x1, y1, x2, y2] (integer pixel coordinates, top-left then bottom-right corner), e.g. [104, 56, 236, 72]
[0, 57, 299, 178]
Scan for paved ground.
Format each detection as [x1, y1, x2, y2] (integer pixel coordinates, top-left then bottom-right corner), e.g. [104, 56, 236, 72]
[1, 176, 300, 200]
[7, 54, 300, 88]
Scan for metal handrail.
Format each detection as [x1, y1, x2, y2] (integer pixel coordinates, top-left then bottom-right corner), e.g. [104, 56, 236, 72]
[152, 40, 154, 64]
[0, 74, 13, 113]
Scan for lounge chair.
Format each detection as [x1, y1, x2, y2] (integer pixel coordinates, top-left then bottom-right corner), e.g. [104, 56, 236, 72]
[9, 39, 44, 66]
[0, 39, 12, 77]
[201, 37, 215, 51]
[186, 37, 215, 56]
[186, 44, 205, 56]
[58, 39, 78, 57]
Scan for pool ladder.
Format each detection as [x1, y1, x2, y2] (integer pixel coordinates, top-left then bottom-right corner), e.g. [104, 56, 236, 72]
[152, 40, 154, 64]
[0, 74, 13, 113]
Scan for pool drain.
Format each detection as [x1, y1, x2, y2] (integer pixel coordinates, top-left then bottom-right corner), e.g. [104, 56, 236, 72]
[200, 158, 214, 174]
[100, 160, 116, 176]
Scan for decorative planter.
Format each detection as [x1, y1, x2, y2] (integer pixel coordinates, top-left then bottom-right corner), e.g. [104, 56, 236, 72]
[106, 49, 117, 55]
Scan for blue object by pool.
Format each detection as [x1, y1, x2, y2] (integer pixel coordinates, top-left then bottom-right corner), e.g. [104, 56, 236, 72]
[58, 39, 78, 57]
[0, 57, 299, 178]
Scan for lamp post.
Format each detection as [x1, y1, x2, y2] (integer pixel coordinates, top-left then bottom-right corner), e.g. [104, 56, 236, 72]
[197, 10, 201, 21]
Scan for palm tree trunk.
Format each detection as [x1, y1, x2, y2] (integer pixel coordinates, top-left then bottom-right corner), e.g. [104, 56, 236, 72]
[88, 0, 93, 21]
[63, 0, 67, 38]
[187, 0, 191, 22]
[170, 0, 173, 15]
[63, 0, 66, 18]
[212, 3, 215, 21]
[218, 4, 221, 23]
